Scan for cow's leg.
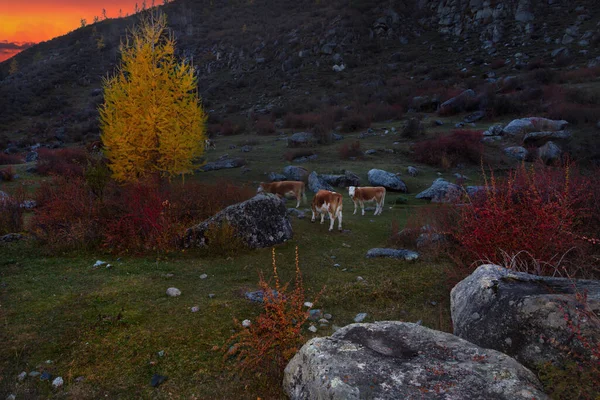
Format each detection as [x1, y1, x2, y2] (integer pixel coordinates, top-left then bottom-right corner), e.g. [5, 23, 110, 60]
[320, 212, 325, 224]
[295, 194, 300, 208]
[361, 201, 365, 216]
[337, 210, 343, 231]
[375, 200, 380, 215]
[328, 212, 335, 231]
[353, 200, 358, 215]
[311, 208, 316, 222]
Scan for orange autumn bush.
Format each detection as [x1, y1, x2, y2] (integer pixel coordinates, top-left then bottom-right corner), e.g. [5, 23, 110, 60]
[223, 247, 323, 378]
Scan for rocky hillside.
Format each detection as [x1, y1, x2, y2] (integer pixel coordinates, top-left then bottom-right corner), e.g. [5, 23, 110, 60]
[0, 0, 599, 149]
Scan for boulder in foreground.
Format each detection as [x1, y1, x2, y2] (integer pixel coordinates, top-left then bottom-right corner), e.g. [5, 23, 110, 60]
[284, 321, 548, 400]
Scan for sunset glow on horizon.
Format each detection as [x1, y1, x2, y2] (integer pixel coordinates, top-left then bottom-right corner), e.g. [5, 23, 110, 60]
[0, 0, 142, 62]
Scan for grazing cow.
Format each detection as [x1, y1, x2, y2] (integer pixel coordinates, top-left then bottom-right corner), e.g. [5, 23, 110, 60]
[311, 190, 343, 232]
[257, 181, 307, 208]
[205, 139, 216, 150]
[348, 186, 386, 216]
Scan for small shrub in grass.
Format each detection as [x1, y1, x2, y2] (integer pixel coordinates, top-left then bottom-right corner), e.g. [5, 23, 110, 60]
[221, 120, 246, 136]
[0, 166, 16, 181]
[413, 130, 483, 168]
[548, 103, 600, 125]
[0, 188, 24, 235]
[36, 148, 89, 177]
[201, 222, 247, 257]
[0, 153, 23, 165]
[223, 247, 323, 379]
[364, 103, 403, 122]
[339, 141, 362, 160]
[402, 117, 425, 138]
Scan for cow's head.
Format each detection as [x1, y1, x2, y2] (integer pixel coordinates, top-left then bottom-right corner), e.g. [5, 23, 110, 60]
[348, 186, 356, 198]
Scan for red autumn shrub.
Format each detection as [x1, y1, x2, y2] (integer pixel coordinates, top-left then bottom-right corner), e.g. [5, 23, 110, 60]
[254, 117, 276, 135]
[547, 103, 600, 125]
[0, 153, 23, 165]
[36, 148, 89, 177]
[223, 248, 322, 379]
[452, 163, 598, 278]
[339, 140, 362, 159]
[340, 113, 370, 132]
[30, 176, 103, 249]
[413, 130, 483, 169]
[283, 113, 322, 130]
[0, 188, 25, 235]
[0, 166, 16, 181]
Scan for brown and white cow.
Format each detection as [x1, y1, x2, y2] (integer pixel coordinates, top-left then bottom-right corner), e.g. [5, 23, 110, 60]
[257, 181, 307, 208]
[348, 186, 386, 216]
[311, 190, 343, 232]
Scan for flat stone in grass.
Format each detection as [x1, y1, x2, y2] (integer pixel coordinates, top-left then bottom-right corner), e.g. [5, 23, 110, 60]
[245, 290, 279, 303]
[52, 377, 64, 388]
[166, 287, 181, 297]
[354, 313, 367, 323]
[366, 248, 419, 261]
[151, 374, 168, 388]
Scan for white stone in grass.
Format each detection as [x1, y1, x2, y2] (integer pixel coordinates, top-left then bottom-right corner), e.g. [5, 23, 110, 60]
[242, 319, 252, 328]
[308, 325, 318, 333]
[191, 306, 200, 313]
[200, 274, 208, 279]
[93, 260, 107, 267]
[52, 376, 64, 388]
[304, 302, 313, 308]
[354, 313, 368, 323]
[17, 371, 27, 382]
[166, 287, 181, 297]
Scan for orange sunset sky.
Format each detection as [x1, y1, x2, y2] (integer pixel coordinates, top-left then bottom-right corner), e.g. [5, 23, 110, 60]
[0, 0, 141, 62]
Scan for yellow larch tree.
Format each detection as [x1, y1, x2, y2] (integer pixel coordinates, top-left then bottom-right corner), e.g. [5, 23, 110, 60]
[99, 12, 206, 183]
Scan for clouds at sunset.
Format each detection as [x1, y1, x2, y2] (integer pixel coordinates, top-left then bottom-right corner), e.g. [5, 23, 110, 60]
[0, 0, 140, 61]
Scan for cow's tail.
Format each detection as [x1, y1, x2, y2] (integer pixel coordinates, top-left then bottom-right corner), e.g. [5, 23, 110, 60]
[302, 184, 307, 204]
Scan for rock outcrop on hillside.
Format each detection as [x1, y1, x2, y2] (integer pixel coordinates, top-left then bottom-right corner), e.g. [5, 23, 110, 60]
[284, 321, 549, 400]
[451, 264, 600, 371]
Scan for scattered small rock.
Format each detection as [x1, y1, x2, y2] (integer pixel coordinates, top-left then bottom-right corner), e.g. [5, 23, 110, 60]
[52, 377, 64, 388]
[242, 319, 252, 328]
[151, 374, 168, 388]
[166, 287, 181, 297]
[158, 350, 165, 357]
[357, 276, 364, 282]
[93, 260, 107, 268]
[29, 371, 41, 378]
[40, 371, 52, 381]
[191, 306, 200, 313]
[366, 248, 419, 260]
[324, 313, 332, 320]
[354, 313, 368, 323]
[304, 302, 313, 308]
[208, 293, 215, 298]
[308, 325, 318, 333]
[17, 371, 27, 382]
[333, 263, 340, 268]
[200, 274, 208, 279]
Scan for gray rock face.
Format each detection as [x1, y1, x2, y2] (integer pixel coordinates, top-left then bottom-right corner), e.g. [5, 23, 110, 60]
[464, 110, 485, 123]
[439, 89, 476, 114]
[367, 169, 407, 192]
[184, 193, 293, 249]
[199, 157, 246, 171]
[504, 146, 529, 161]
[0, 233, 23, 243]
[451, 265, 600, 372]
[415, 178, 462, 203]
[407, 166, 418, 177]
[308, 172, 334, 193]
[320, 171, 360, 188]
[523, 130, 571, 146]
[283, 165, 309, 181]
[483, 124, 504, 136]
[284, 321, 548, 400]
[538, 141, 562, 164]
[288, 132, 316, 148]
[366, 248, 419, 261]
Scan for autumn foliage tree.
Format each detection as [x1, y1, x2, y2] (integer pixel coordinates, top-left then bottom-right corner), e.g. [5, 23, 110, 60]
[100, 13, 206, 183]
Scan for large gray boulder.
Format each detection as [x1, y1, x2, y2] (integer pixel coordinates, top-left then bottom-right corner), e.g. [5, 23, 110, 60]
[308, 172, 334, 193]
[537, 141, 562, 164]
[268, 172, 287, 182]
[283, 165, 309, 181]
[522, 130, 571, 146]
[503, 117, 568, 136]
[451, 265, 600, 371]
[367, 169, 407, 192]
[320, 171, 360, 188]
[415, 178, 462, 203]
[199, 157, 246, 172]
[183, 193, 293, 249]
[284, 321, 548, 400]
[288, 132, 316, 148]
